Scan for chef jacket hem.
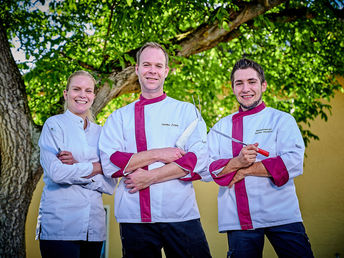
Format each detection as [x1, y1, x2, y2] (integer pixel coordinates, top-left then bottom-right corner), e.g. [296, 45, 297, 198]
[218, 217, 303, 233]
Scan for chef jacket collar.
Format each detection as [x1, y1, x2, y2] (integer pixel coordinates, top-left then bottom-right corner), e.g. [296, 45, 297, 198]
[138, 93, 167, 106]
[65, 109, 90, 130]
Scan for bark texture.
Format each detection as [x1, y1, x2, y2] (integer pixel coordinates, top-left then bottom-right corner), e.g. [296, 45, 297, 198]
[0, 23, 42, 257]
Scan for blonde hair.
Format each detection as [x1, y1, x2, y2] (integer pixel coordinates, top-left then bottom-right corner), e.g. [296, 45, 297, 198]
[64, 70, 96, 122]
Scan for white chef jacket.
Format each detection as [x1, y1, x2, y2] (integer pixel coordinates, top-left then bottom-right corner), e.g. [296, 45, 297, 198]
[36, 109, 116, 241]
[99, 94, 209, 223]
[208, 103, 305, 232]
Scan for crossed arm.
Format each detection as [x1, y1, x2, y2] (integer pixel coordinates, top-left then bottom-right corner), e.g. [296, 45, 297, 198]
[123, 147, 188, 193]
[57, 150, 103, 179]
[218, 144, 271, 188]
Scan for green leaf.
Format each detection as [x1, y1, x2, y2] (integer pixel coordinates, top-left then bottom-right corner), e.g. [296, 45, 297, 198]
[2, 0, 343, 145]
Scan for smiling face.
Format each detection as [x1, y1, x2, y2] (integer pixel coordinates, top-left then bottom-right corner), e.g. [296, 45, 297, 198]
[232, 68, 267, 111]
[63, 75, 95, 119]
[135, 46, 169, 99]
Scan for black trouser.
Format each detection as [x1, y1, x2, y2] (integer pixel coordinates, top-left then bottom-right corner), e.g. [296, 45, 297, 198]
[40, 239, 103, 258]
[226, 222, 314, 258]
[120, 219, 212, 258]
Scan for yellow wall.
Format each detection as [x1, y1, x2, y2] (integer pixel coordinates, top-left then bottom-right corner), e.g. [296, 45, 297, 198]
[26, 90, 344, 258]
[295, 89, 344, 257]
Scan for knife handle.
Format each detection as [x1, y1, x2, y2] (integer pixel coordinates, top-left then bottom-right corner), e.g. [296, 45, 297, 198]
[257, 148, 269, 157]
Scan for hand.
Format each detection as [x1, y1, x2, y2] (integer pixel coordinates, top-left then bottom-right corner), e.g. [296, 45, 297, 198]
[236, 143, 258, 168]
[83, 162, 103, 179]
[155, 147, 186, 163]
[228, 169, 246, 188]
[57, 151, 78, 165]
[124, 168, 155, 194]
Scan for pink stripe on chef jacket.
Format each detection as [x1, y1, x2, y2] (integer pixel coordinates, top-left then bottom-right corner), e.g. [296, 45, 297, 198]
[135, 93, 167, 222]
[232, 102, 266, 230]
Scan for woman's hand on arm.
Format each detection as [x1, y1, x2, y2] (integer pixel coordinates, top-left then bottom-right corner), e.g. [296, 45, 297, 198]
[83, 162, 104, 179]
[57, 151, 78, 165]
[57, 151, 102, 179]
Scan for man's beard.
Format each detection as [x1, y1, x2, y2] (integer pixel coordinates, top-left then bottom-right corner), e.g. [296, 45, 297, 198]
[238, 96, 262, 110]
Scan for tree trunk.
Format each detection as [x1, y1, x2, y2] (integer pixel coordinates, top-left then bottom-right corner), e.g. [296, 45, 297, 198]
[0, 23, 42, 257]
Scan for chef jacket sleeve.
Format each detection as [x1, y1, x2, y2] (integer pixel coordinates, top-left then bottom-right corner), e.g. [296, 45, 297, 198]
[39, 119, 93, 185]
[262, 114, 305, 186]
[81, 174, 117, 194]
[99, 110, 133, 178]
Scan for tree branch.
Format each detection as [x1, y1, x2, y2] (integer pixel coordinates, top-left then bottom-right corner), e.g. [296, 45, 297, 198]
[94, 0, 331, 115]
[93, 0, 288, 112]
[92, 66, 140, 115]
[266, 6, 316, 23]
[174, 0, 287, 57]
[59, 51, 97, 71]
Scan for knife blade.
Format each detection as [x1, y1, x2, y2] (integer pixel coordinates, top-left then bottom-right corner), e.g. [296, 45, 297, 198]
[210, 128, 269, 157]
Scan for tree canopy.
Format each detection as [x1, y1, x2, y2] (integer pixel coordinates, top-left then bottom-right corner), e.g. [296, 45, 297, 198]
[3, 0, 344, 144]
[1, 0, 344, 256]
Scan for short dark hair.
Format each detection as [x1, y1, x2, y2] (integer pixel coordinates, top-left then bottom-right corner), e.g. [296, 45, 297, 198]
[136, 42, 169, 67]
[230, 58, 265, 86]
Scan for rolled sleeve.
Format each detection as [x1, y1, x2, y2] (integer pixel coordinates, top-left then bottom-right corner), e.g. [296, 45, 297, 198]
[110, 151, 134, 178]
[207, 123, 234, 184]
[209, 159, 237, 186]
[174, 152, 201, 181]
[262, 157, 289, 187]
